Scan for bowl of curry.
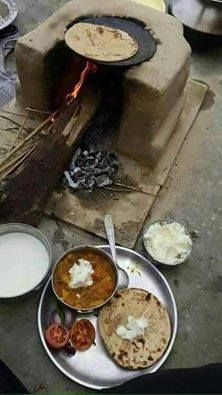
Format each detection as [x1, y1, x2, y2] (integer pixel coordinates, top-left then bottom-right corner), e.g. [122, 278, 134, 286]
[52, 246, 118, 312]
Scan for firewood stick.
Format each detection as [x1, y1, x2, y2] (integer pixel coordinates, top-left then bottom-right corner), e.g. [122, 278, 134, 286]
[0, 144, 33, 175]
[0, 111, 58, 169]
[113, 182, 141, 191]
[103, 186, 139, 193]
[44, 122, 55, 136]
[8, 110, 30, 153]
[1, 127, 19, 131]
[26, 107, 52, 115]
[0, 144, 37, 178]
[104, 183, 155, 196]
[1, 109, 26, 118]
[113, 182, 156, 195]
[0, 115, 30, 132]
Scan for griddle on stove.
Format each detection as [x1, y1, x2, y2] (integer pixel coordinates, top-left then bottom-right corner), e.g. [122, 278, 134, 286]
[66, 16, 157, 67]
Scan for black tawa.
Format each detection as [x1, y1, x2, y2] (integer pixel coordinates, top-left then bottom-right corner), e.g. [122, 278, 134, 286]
[67, 16, 157, 67]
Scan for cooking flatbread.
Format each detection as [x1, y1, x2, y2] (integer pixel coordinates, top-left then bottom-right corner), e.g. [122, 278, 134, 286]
[98, 288, 171, 370]
[65, 22, 138, 62]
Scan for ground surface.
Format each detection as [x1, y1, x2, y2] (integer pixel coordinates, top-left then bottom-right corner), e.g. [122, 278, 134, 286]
[1, 1, 222, 393]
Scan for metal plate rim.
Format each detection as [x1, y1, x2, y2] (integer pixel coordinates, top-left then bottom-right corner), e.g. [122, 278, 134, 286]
[0, 0, 18, 31]
[0, 223, 52, 298]
[37, 245, 178, 390]
[170, 0, 222, 36]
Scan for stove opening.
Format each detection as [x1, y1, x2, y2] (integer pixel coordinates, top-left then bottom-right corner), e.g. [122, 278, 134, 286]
[62, 62, 124, 192]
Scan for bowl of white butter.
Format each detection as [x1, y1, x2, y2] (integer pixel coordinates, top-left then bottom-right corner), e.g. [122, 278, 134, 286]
[143, 221, 192, 266]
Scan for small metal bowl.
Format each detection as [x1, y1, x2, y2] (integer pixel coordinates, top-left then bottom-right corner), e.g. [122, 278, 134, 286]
[0, 223, 52, 298]
[143, 220, 193, 267]
[52, 245, 118, 313]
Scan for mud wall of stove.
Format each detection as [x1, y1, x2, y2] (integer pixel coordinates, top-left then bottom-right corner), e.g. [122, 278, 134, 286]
[15, 0, 191, 166]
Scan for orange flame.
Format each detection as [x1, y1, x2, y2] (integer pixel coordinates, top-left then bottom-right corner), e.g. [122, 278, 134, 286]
[66, 61, 97, 105]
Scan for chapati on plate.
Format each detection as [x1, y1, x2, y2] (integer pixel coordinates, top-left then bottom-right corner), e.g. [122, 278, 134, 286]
[98, 288, 171, 370]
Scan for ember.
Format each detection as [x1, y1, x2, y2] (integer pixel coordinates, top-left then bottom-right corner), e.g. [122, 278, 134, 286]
[64, 146, 119, 192]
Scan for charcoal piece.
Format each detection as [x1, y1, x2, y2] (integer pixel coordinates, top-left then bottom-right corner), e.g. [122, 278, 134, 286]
[82, 161, 89, 168]
[86, 156, 96, 165]
[108, 160, 118, 169]
[81, 157, 89, 164]
[64, 171, 80, 190]
[88, 163, 98, 170]
[97, 159, 108, 169]
[96, 152, 102, 160]
[73, 174, 85, 183]
[112, 160, 119, 170]
[69, 163, 75, 172]
[74, 176, 86, 184]
[76, 157, 84, 167]
[102, 150, 108, 157]
[95, 175, 113, 188]
[82, 150, 89, 157]
[83, 167, 94, 176]
[77, 158, 91, 168]
[103, 166, 115, 176]
[87, 158, 99, 168]
[87, 165, 96, 172]
[94, 168, 104, 176]
[101, 158, 109, 168]
[89, 145, 96, 154]
[86, 176, 96, 190]
[73, 167, 81, 175]
[78, 180, 91, 190]
[88, 181, 95, 190]
[73, 168, 86, 181]
[69, 148, 81, 171]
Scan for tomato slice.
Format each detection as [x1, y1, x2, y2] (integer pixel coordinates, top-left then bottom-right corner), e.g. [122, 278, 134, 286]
[70, 319, 95, 352]
[45, 324, 69, 350]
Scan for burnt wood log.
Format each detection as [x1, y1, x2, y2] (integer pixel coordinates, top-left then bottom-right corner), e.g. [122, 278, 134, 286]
[0, 86, 100, 225]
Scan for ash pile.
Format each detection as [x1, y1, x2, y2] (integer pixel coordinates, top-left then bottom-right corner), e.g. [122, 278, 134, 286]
[64, 146, 119, 192]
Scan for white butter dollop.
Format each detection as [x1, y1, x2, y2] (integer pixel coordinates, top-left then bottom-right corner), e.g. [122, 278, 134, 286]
[144, 222, 192, 265]
[69, 258, 94, 289]
[116, 315, 148, 340]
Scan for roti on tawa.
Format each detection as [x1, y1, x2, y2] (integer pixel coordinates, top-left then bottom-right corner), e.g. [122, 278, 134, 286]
[98, 288, 171, 370]
[65, 22, 138, 63]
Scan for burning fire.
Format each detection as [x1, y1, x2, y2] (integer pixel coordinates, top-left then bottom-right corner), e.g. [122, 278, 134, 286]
[49, 61, 97, 127]
[66, 61, 97, 105]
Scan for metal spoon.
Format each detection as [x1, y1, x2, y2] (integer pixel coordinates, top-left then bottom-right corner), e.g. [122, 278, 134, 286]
[104, 215, 129, 290]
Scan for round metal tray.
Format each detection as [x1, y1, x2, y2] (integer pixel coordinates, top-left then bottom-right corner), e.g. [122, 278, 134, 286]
[0, 0, 17, 30]
[38, 246, 178, 390]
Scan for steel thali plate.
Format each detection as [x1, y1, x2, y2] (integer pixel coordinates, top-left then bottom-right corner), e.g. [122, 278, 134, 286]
[38, 246, 178, 390]
[0, 0, 17, 30]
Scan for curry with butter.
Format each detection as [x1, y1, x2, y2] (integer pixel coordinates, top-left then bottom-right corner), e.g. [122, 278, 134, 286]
[53, 250, 116, 309]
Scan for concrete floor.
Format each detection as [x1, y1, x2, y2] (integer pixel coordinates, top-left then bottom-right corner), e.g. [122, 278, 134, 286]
[1, 1, 222, 392]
